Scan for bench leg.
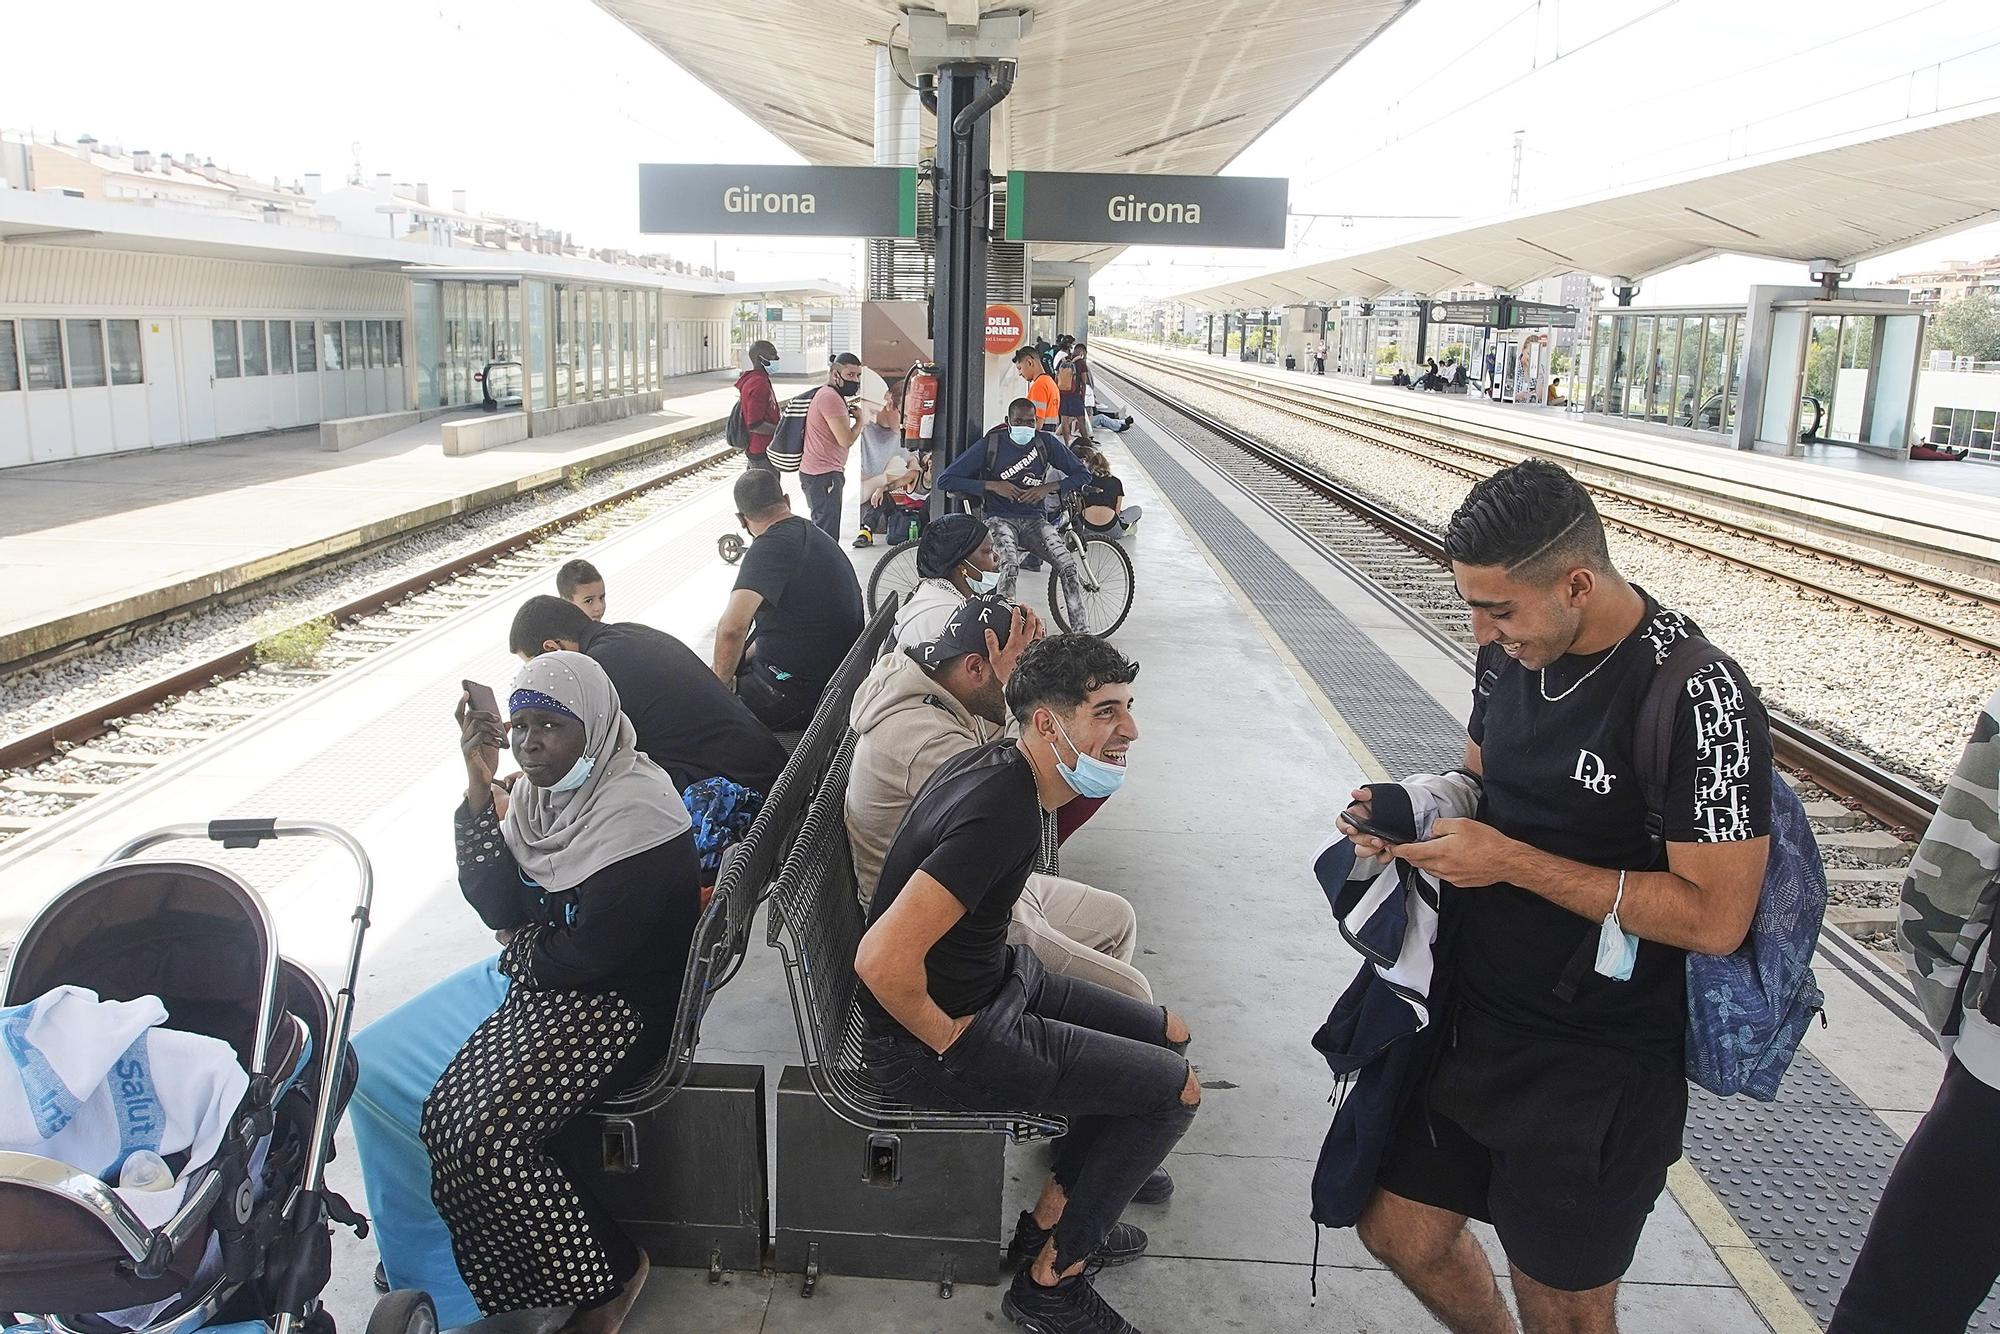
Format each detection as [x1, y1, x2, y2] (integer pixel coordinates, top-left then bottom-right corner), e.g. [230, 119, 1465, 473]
[801, 1242, 820, 1298]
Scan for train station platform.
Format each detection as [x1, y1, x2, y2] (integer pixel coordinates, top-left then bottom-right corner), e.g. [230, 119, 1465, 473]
[0, 396, 1963, 1331]
[1109, 341, 2000, 572]
[0, 368, 811, 667]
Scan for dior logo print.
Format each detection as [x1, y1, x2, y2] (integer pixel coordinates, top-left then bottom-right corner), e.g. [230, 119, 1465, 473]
[1687, 661, 1754, 840]
[1644, 609, 1692, 666]
[1572, 749, 1615, 795]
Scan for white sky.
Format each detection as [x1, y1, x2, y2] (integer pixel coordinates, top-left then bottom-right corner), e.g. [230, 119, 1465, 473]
[8, 0, 2000, 304]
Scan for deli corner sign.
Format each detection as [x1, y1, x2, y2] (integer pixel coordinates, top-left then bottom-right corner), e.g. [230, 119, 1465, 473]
[1004, 171, 1287, 248]
[639, 164, 918, 238]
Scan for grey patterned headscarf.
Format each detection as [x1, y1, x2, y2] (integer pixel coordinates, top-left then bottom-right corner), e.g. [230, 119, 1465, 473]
[500, 651, 691, 891]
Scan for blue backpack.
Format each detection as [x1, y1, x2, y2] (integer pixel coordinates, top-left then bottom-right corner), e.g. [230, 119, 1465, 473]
[1635, 636, 1827, 1099]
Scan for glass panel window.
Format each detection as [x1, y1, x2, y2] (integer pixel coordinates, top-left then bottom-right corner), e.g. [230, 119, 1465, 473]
[212, 320, 240, 379]
[1975, 409, 1997, 454]
[366, 320, 386, 369]
[1931, 406, 1956, 445]
[65, 320, 106, 388]
[1588, 315, 1612, 412]
[108, 319, 143, 384]
[386, 320, 404, 368]
[0, 322, 19, 392]
[268, 320, 292, 375]
[322, 321, 343, 371]
[1672, 316, 1700, 425]
[1723, 315, 1746, 433]
[344, 321, 364, 369]
[1695, 316, 1725, 430]
[589, 289, 604, 398]
[1647, 317, 1678, 422]
[506, 284, 521, 361]
[240, 320, 268, 376]
[26, 319, 66, 389]
[1626, 317, 1653, 416]
[1805, 314, 1841, 432]
[295, 320, 318, 372]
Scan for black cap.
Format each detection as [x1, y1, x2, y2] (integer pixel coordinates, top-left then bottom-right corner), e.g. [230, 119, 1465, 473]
[917, 512, 987, 578]
[916, 594, 1015, 671]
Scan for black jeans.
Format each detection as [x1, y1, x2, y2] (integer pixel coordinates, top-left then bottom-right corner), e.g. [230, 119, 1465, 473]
[744, 448, 776, 473]
[1830, 1056, 2000, 1332]
[864, 946, 1195, 1272]
[801, 469, 844, 540]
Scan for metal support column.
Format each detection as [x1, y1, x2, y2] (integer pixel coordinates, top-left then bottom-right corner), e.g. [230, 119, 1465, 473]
[930, 61, 1005, 483]
[1206, 313, 1215, 355]
[1415, 301, 1431, 366]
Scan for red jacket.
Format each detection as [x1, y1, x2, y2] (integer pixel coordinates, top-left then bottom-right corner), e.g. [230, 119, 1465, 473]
[736, 368, 780, 450]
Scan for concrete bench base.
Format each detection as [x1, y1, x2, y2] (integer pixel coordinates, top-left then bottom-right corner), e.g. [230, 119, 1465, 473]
[440, 411, 528, 456]
[319, 406, 455, 452]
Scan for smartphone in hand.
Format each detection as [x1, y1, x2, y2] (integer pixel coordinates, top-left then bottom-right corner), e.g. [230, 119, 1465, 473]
[1345, 813, 1412, 845]
[463, 678, 501, 718]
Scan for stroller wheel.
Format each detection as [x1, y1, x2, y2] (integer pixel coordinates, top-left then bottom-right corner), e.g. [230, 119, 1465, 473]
[367, 1290, 437, 1334]
[304, 1309, 337, 1334]
[374, 1261, 390, 1294]
[717, 532, 745, 564]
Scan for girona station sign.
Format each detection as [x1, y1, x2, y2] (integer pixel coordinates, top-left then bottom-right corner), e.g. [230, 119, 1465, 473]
[639, 164, 918, 238]
[1004, 171, 1288, 248]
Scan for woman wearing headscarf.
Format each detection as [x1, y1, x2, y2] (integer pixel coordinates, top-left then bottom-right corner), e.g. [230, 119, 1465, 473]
[890, 512, 1002, 649]
[349, 653, 699, 1334]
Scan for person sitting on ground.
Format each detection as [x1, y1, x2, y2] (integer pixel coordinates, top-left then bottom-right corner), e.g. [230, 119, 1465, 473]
[848, 596, 1156, 1003]
[892, 512, 1002, 649]
[938, 398, 1093, 631]
[1392, 366, 1412, 388]
[856, 634, 1195, 1334]
[557, 558, 607, 622]
[712, 468, 864, 731]
[350, 654, 701, 1334]
[1076, 446, 1142, 537]
[509, 595, 787, 860]
[1452, 361, 1469, 392]
[855, 385, 918, 549]
[1546, 375, 1566, 406]
[1015, 346, 1063, 432]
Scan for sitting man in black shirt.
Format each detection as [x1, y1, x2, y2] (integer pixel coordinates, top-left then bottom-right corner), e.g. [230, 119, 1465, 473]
[855, 635, 1197, 1334]
[711, 468, 865, 731]
[509, 594, 787, 799]
[1345, 459, 1772, 1334]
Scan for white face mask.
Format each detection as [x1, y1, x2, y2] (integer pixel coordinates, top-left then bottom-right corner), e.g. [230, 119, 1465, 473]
[548, 754, 594, 794]
[964, 565, 1002, 595]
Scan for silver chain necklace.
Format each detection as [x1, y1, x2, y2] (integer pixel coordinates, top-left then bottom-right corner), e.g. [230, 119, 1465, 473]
[1538, 630, 1634, 703]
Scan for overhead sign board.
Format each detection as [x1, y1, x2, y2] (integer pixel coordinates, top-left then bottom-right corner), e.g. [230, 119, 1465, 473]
[1427, 298, 1579, 329]
[1430, 300, 1502, 326]
[639, 164, 918, 238]
[1004, 171, 1288, 248]
[1509, 301, 1578, 328]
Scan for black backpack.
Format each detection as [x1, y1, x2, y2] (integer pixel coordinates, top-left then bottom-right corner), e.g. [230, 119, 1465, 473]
[970, 427, 1047, 512]
[725, 400, 752, 450]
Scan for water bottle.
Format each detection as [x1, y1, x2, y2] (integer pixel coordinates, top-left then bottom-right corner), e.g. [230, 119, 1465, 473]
[119, 1150, 175, 1192]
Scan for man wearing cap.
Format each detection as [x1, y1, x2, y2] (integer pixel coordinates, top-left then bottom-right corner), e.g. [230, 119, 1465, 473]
[800, 352, 864, 540]
[735, 340, 782, 472]
[891, 512, 1003, 649]
[849, 594, 1153, 999]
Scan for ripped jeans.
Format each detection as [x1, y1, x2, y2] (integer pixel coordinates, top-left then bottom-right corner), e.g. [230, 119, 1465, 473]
[862, 946, 1195, 1272]
[984, 514, 1089, 632]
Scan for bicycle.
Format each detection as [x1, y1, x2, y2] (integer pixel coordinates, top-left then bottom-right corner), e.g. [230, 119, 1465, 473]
[865, 494, 1136, 637]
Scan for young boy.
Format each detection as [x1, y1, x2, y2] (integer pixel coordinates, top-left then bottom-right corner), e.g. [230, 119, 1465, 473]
[556, 558, 606, 621]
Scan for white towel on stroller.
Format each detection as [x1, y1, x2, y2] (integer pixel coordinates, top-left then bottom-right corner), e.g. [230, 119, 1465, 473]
[0, 985, 250, 1231]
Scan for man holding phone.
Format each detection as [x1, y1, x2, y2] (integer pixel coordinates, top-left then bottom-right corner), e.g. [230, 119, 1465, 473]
[1339, 460, 1772, 1334]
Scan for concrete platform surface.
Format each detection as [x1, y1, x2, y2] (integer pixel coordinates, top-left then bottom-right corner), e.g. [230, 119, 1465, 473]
[0, 369, 811, 665]
[0, 427, 1842, 1332]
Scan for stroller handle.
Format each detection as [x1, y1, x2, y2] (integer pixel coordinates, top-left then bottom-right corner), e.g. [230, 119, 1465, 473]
[104, 821, 374, 914]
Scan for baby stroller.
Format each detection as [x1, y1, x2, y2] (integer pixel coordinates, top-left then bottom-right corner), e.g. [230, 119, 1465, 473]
[0, 820, 428, 1334]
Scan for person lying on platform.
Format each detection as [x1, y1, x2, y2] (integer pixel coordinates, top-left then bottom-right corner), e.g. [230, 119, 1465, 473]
[510, 594, 783, 877]
[711, 468, 864, 732]
[855, 634, 1195, 1334]
[847, 595, 1160, 1009]
[557, 558, 607, 621]
[348, 653, 701, 1334]
[892, 512, 1003, 649]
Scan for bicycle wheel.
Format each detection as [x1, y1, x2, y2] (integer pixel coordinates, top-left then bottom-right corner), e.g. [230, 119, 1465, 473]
[1050, 535, 1135, 637]
[866, 539, 924, 616]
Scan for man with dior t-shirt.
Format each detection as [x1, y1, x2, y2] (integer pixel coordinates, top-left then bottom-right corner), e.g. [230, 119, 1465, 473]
[1340, 459, 1773, 1334]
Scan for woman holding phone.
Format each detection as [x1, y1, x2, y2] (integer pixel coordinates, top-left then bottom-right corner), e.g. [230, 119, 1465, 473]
[348, 652, 700, 1334]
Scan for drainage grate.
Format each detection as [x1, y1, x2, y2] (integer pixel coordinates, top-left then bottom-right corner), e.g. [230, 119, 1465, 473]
[1118, 408, 1977, 1331]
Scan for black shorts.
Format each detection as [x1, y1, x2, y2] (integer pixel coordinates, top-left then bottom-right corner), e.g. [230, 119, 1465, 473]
[1374, 1007, 1686, 1292]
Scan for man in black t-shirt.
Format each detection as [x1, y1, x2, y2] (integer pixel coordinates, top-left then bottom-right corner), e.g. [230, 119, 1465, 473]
[855, 635, 1196, 1334]
[508, 595, 787, 797]
[1345, 459, 1772, 1332]
[711, 468, 864, 730]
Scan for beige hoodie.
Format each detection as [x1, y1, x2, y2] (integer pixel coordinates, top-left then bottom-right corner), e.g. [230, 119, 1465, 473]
[845, 648, 1004, 908]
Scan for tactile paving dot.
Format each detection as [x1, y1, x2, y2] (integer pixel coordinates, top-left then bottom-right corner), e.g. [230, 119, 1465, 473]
[1122, 406, 2000, 1331]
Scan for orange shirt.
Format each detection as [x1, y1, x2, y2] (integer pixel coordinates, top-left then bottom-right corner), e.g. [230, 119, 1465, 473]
[1027, 373, 1060, 425]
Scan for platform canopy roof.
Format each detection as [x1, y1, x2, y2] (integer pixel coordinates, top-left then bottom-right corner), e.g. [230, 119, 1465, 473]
[1175, 100, 2000, 309]
[594, 0, 1416, 267]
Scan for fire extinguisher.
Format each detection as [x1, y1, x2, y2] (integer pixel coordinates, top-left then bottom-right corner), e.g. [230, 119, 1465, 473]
[903, 360, 938, 442]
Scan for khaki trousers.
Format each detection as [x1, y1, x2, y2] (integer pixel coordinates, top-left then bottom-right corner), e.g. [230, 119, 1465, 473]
[1008, 872, 1151, 1001]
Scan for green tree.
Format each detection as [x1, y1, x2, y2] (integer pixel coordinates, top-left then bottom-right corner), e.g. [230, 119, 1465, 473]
[1930, 291, 2000, 363]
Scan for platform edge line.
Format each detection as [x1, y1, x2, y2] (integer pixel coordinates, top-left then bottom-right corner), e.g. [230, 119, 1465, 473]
[1114, 409, 1391, 785]
[1664, 1159, 1820, 1334]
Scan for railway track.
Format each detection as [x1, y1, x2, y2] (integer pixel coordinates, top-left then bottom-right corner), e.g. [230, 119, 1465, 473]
[1105, 366, 1942, 836]
[1106, 344, 2000, 658]
[0, 440, 739, 840]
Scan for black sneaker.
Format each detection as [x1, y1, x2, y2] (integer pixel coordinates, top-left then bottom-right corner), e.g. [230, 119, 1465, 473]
[1006, 1210, 1149, 1271]
[1002, 1270, 1143, 1334]
[1131, 1167, 1173, 1204]
[1120, 416, 1134, 431]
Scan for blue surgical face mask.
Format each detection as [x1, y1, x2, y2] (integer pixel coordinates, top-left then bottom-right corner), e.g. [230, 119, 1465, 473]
[548, 754, 594, 794]
[964, 564, 1002, 594]
[1052, 714, 1126, 799]
[1008, 425, 1036, 446]
[1595, 872, 1637, 981]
